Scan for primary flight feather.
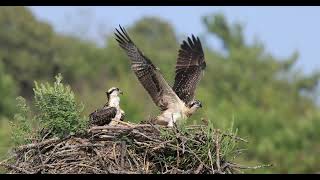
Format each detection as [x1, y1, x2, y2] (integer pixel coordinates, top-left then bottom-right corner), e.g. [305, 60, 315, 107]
[115, 25, 206, 127]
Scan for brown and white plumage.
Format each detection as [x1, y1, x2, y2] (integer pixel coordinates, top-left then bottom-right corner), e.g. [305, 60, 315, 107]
[114, 26, 181, 111]
[89, 106, 117, 126]
[115, 25, 205, 127]
[173, 35, 206, 105]
[89, 87, 125, 126]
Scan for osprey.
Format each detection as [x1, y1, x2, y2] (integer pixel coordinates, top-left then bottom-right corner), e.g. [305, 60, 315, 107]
[89, 87, 125, 126]
[115, 25, 206, 127]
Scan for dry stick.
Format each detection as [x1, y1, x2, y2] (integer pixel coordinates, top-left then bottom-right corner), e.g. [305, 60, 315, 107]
[126, 150, 140, 172]
[126, 156, 133, 171]
[143, 149, 148, 173]
[225, 166, 233, 174]
[194, 163, 203, 174]
[176, 142, 180, 168]
[93, 149, 106, 171]
[1, 163, 34, 174]
[76, 163, 107, 173]
[89, 126, 132, 132]
[151, 140, 174, 151]
[227, 163, 273, 170]
[112, 120, 135, 127]
[148, 122, 161, 134]
[184, 146, 211, 170]
[215, 132, 221, 173]
[120, 141, 126, 168]
[112, 142, 118, 166]
[131, 129, 161, 142]
[15, 137, 60, 152]
[207, 149, 215, 174]
[89, 124, 153, 133]
[36, 143, 45, 168]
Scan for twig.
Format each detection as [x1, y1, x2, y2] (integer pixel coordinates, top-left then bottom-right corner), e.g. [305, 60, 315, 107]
[208, 149, 215, 174]
[0, 163, 34, 174]
[112, 120, 135, 127]
[215, 132, 221, 172]
[227, 162, 273, 170]
[194, 163, 203, 174]
[120, 141, 126, 168]
[15, 137, 60, 152]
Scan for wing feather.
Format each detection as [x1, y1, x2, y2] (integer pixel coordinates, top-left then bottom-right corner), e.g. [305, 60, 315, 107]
[114, 25, 180, 110]
[173, 35, 206, 104]
[89, 107, 117, 126]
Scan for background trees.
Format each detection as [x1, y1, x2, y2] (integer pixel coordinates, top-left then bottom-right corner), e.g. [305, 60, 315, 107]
[0, 7, 319, 173]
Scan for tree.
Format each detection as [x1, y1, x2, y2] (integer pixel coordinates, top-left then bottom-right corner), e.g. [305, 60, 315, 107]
[0, 60, 17, 118]
[201, 13, 320, 173]
[0, 7, 108, 99]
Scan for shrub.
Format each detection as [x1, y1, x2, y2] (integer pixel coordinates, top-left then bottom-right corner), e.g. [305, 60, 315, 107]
[9, 97, 34, 146]
[33, 74, 88, 138]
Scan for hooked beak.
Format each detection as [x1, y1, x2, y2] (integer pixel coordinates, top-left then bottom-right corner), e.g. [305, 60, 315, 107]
[199, 103, 202, 108]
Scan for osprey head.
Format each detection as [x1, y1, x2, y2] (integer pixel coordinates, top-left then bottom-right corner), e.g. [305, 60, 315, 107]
[188, 100, 202, 109]
[106, 87, 123, 99]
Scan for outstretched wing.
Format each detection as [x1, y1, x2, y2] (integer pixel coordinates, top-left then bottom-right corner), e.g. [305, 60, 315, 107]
[115, 25, 180, 110]
[173, 35, 206, 104]
[89, 107, 117, 126]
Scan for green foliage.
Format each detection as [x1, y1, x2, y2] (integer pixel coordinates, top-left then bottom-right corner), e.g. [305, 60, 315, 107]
[0, 7, 320, 173]
[9, 97, 34, 146]
[0, 7, 108, 98]
[33, 74, 88, 137]
[0, 60, 17, 118]
[200, 13, 320, 173]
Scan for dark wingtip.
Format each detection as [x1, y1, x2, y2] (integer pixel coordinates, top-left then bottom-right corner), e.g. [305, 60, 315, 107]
[118, 24, 124, 31]
[191, 34, 196, 40]
[115, 24, 123, 33]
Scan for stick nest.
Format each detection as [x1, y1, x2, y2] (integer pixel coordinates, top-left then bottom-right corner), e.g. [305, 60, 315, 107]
[0, 121, 269, 174]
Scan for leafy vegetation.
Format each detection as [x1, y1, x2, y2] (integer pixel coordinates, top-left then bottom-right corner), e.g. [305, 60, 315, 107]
[0, 7, 319, 173]
[0, 61, 17, 118]
[9, 74, 88, 147]
[9, 97, 34, 146]
[33, 74, 88, 138]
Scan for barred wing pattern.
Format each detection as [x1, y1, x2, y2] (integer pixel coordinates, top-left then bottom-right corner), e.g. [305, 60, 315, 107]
[115, 25, 180, 111]
[173, 35, 206, 104]
[89, 107, 117, 126]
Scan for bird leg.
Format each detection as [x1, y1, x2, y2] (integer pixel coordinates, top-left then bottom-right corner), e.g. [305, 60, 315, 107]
[168, 113, 176, 128]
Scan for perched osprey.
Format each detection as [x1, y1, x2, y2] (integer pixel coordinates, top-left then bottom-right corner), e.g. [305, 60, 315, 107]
[89, 87, 125, 126]
[115, 25, 206, 127]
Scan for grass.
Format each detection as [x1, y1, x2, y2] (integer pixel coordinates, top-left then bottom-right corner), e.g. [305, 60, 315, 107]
[0, 118, 12, 173]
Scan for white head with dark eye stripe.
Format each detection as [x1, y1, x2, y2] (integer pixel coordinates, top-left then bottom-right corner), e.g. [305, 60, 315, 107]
[106, 87, 123, 99]
[185, 100, 202, 117]
[106, 87, 123, 108]
[188, 100, 202, 109]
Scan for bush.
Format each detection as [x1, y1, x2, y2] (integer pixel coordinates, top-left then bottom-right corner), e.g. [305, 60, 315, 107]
[33, 74, 88, 138]
[9, 74, 88, 146]
[9, 97, 34, 146]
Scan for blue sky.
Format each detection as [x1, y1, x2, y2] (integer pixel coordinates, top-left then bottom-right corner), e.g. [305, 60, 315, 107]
[29, 6, 320, 75]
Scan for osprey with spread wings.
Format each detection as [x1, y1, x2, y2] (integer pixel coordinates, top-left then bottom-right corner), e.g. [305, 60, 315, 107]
[115, 25, 206, 127]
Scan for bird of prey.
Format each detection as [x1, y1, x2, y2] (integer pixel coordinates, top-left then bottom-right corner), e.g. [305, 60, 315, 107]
[114, 25, 206, 127]
[89, 87, 125, 126]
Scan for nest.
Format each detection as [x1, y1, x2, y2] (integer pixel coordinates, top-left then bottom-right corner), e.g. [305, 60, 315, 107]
[0, 121, 269, 174]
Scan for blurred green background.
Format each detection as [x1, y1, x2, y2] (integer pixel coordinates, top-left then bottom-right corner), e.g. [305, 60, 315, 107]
[0, 7, 320, 173]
